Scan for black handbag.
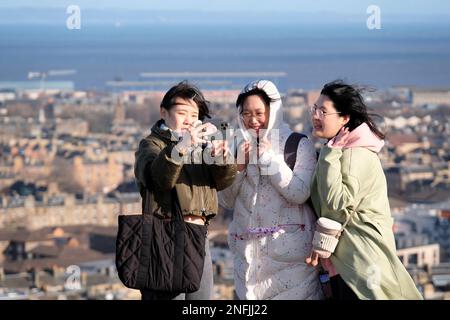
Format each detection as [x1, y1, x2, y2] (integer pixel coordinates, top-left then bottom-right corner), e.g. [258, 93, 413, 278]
[115, 187, 207, 293]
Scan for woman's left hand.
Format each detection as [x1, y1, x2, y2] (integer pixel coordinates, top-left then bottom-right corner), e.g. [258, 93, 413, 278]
[257, 137, 272, 158]
[305, 249, 320, 267]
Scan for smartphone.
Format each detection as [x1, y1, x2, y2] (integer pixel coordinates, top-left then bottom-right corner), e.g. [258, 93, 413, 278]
[207, 119, 232, 141]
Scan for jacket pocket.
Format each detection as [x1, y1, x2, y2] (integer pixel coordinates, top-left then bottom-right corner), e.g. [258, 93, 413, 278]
[265, 207, 315, 263]
[267, 224, 313, 263]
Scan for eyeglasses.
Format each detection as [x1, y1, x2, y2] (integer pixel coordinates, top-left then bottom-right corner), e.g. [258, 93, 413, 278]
[309, 106, 341, 119]
[241, 112, 266, 121]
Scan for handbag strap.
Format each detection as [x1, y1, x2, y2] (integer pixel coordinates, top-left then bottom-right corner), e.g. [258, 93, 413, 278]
[336, 215, 351, 238]
[143, 186, 183, 222]
[170, 188, 184, 222]
[336, 201, 362, 238]
[143, 188, 152, 216]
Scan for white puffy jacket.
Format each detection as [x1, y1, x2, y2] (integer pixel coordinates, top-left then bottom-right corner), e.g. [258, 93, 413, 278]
[219, 80, 323, 300]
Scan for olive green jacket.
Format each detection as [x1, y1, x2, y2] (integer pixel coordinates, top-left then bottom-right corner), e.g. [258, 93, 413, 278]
[311, 146, 423, 300]
[135, 120, 237, 222]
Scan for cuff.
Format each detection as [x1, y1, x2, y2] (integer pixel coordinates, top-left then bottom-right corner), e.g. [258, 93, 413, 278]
[165, 144, 185, 166]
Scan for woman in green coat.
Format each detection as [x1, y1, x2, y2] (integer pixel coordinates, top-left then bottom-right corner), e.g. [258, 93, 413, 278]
[305, 80, 423, 300]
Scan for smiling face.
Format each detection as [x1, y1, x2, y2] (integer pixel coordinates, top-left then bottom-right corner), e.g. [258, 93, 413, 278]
[160, 97, 199, 134]
[241, 94, 270, 134]
[311, 94, 349, 139]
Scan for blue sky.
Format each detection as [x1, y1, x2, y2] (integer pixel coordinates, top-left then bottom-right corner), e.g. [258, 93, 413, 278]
[1, 0, 450, 15]
[1, 1, 449, 26]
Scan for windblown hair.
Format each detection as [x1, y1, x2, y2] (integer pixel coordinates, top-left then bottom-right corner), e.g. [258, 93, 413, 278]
[160, 80, 211, 120]
[321, 80, 385, 139]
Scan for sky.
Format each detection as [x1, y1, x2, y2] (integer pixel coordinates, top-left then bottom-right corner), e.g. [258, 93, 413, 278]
[1, 0, 449, 26]
[1, 0, 450, 15]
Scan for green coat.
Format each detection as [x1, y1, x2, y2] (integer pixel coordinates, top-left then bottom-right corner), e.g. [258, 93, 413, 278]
[134, 120, 237, 222]
[311, 146, 423, 300]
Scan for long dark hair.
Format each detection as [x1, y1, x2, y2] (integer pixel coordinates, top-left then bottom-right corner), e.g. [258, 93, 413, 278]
[160, 80, 211, 120]
[321, 80, 385, 139]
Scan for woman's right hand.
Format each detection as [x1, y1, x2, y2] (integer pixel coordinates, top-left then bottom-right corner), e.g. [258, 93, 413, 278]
[328, 126, 350, 149]
[175, 122, 212, 154]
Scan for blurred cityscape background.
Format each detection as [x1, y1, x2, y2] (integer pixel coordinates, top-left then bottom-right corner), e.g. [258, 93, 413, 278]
[0, 1, 450, 300]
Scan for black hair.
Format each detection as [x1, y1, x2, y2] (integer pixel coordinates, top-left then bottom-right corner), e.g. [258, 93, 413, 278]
[320, 80, 385, 139]
[236, 88, 275, 113]
[160, 80, 211, 120]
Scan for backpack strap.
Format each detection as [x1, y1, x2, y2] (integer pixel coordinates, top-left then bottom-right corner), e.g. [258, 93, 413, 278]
[284, 132, 316, 211]
[284, 132, 307, 170]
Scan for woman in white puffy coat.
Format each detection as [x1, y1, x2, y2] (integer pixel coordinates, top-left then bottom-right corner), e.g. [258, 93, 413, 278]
[219, 80, 323, 300]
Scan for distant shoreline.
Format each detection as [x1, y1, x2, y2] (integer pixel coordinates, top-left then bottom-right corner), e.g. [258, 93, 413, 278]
[1, 23, 450, 91]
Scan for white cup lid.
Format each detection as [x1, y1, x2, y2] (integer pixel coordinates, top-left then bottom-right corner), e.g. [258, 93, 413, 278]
[317, 217, 342, 231]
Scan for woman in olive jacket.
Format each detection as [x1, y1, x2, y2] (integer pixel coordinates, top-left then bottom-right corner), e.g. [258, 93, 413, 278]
[135, 81, 237, 300]
[306, 80, 422, 300]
